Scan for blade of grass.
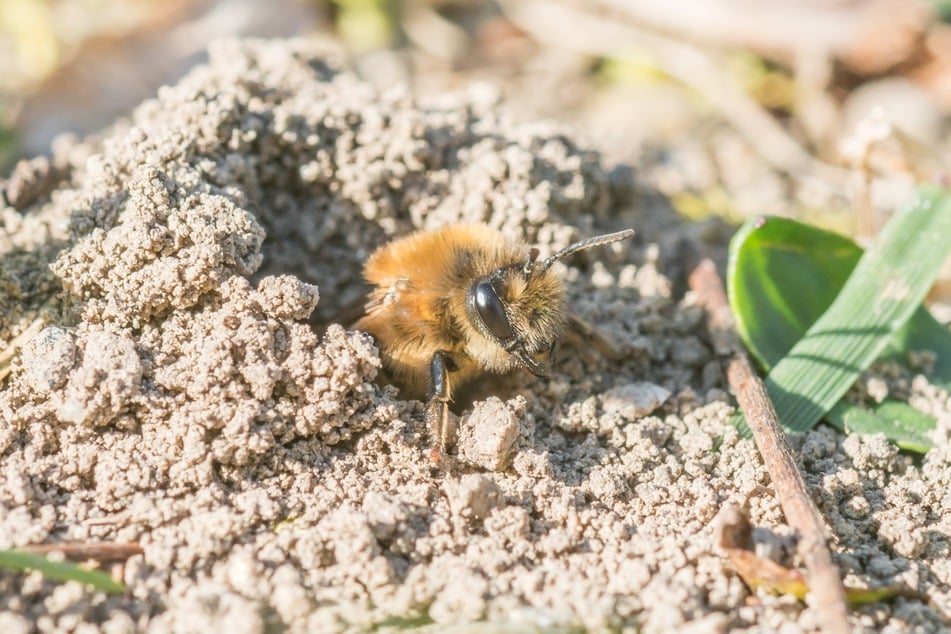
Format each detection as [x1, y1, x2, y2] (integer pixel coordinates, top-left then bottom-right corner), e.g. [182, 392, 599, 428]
[887, 309, 951, 390]
[727, 215, 951, 389]
[759, 186, 951, 434]
[825, 400, 934, 453]
[727, 216, 861, 371]
[726, 215, 945, 449]
[0, 549, 125, 594]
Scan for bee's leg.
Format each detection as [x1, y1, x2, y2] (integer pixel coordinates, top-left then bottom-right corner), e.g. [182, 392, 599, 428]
[565, 313, 624, 361]
[428, 350, 457, 462]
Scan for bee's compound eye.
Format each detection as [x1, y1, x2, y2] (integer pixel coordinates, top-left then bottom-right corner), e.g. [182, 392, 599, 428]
[473, 281, 515, 341]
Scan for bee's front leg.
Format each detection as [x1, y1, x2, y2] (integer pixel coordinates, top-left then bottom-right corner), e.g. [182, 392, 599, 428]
[427, 350, 457, 463]
[566, 312, 624, 361]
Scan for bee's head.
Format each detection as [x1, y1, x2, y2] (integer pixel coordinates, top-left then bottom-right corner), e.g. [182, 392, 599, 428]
[465, 228, 634, 378]
[466, 264, 565, 377]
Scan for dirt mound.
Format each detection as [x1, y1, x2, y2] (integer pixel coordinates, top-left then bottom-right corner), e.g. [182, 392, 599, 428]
[0, 38, 948, 633]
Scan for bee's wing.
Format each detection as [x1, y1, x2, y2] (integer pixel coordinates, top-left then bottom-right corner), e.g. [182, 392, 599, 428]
[564, 313, 625, 361]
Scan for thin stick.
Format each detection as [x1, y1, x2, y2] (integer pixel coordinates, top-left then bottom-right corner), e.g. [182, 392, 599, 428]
[83, 511, 132, 527]
[19, 542, 143, 563]
[498, 0, 846, 193]
[0, 317, 45, 381]
[689, 259, 850, 634]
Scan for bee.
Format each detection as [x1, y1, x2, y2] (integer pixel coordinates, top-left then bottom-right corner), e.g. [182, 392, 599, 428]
[352, 223, 634, 462]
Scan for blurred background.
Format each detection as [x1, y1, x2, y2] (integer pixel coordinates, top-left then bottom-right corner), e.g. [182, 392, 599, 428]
[2, 0, 950, 239]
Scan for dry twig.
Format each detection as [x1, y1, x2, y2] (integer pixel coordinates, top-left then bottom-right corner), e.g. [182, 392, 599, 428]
[593, 0, 930, 74]
[717, 504, 811, 598]
[0, 317, 44, 381]
[689, 259, 850, 634]
[498, 0, 846, 192]
[19, 542, 143, 564]
[83, 512, 132, 527]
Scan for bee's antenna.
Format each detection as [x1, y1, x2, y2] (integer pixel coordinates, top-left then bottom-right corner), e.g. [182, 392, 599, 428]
[540, 229, 634, 273]
[523, 247, 540, 274]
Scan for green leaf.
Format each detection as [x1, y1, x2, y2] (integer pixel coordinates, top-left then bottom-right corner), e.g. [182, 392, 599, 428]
[728, 216, 861, 371]
[727, 185, 951, 440]
[844, 584, 908, 605]
[825, 400, 934, 454]
[726, 210, 950, 451]
[886, 307, 951, 390]
[936, 0, 951, 22]
[728, 215, 951, 388]
[0, 550, 125, 594]
[332, 0, 396, 51]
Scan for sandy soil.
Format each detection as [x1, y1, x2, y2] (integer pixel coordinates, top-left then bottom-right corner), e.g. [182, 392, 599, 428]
[0, 38, 949, 633]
